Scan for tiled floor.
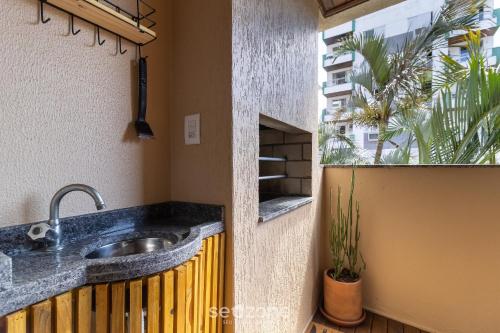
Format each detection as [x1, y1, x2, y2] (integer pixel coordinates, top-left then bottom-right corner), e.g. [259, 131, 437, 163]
[307, 309, 430, 333]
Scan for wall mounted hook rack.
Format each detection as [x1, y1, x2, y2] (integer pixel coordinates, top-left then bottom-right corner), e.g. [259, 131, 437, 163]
[96, 26, 106, 45]
[118, 36, 127, 55]
[37, 0, 157, 51]
[70, 15, 80, 35]
[40, 0, 51, 24]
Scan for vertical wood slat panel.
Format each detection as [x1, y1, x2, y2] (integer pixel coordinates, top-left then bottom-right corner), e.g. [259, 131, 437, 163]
[217, 233, 226, 333]
[147, 275, 160, 333]
[129, 279, 143, 333]
[191, 256, 200, 333]
[95, 284, 110, 333]
[31, 300, 52, 333]
[55, 292, 73, 333]
[210, 234, 220, 333]
[203, 237, 213, 333]
[2, 233, 226, 333]
[185, 261, 194, 333]
[198, 241, 206, 333]
[111, 282, 126, 333]
[174, 265, 187, 333]
[161, 270, 175, 333]
[197, 251, 205, 333]
[6, 309, 27, 333]
[76, 286, 92, 333]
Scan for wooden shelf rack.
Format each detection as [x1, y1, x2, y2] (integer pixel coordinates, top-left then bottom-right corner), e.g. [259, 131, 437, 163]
[41, 0, 157, 46]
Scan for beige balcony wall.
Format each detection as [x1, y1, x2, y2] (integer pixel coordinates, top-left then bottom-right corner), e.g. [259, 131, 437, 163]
[322, 166, 500, 333]
[169, 1, 234, 331]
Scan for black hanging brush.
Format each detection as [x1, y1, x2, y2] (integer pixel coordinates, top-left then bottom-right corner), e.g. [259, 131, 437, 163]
[135, 57, 155, 139]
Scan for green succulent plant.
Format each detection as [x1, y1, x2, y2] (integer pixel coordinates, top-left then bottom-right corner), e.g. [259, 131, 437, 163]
[329, 169, 366, 281]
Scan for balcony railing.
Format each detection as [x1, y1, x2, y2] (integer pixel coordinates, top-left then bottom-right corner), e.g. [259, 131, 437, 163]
[322, 108, 353, 123]
[323, 52, 353, 68]
[453, 54, 470, 64]
[323, 21, 353, 43]
[449, 10, 498, 39]
[322, 81, 353, 97]
[451, 49, 497, 67]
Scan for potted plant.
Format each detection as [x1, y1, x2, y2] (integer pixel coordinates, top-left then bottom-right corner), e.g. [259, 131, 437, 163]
[321, 169, 366, 326]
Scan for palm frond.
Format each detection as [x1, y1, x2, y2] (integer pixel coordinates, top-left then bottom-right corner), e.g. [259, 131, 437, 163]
[421, 32, 500, 164]
[330, 0, 492, 165]
[380, 143, 412, 164]
[350, 65, 374, 93]
[380, 0, 483, 104]
[412, 0, 484, 53]
[335, 34, 391, 87]
[319, 123, 367, 165]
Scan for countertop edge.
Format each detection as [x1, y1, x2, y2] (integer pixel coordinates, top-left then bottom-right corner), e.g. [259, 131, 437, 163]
[258, 196, 313, 223]
[0, 221, 224, 317]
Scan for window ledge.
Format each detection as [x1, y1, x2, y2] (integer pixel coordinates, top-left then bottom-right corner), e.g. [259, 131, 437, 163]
[258, 196, 313, 223]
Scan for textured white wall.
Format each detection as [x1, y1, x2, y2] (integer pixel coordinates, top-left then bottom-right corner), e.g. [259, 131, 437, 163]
[1, 2, 322, 332]
[0, 0, 171, 227]
[232, 0, 321, 332]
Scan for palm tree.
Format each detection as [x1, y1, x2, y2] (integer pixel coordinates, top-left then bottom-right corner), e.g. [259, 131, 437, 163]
[333, 0, 484, 164]
[384, 31, 500, 164]
[319, 122, 366, 164]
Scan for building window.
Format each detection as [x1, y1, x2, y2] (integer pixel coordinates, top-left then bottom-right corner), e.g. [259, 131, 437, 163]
[459, 47, 469, 62]
[331, 71, 350, 85]
[364, 29, 374, 39]
[331, 99, 346, 109]
[408, 12, 432, 32]
[374, 26, 385, 36]
[363, 26, 384, 39]
[367, 133, 378, 141]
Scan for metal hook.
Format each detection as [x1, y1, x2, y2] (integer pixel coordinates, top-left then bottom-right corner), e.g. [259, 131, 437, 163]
[137, 46, 147, 60]
[70, 15, 80, 35]
[118, 37, 127, 55]
[40, 0, 51, 24]
[97, 27, 106, 46]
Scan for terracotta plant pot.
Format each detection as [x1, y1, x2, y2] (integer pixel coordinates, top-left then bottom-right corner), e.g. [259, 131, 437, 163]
[323, 269, 363, 324]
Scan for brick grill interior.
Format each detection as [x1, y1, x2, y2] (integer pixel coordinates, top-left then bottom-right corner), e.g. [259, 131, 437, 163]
[259, 125, 312, 202]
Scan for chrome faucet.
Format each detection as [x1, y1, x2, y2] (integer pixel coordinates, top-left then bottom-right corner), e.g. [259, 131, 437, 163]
[28, 184, 106, 250]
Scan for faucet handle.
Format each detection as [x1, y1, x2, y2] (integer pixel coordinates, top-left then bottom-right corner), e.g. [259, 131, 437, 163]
[27, 223, 52, 240]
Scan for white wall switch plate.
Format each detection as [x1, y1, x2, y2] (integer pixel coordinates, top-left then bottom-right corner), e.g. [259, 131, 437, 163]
[184, 113, 201, 145]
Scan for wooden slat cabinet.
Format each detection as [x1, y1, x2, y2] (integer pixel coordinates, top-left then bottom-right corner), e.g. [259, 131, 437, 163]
[2, 233, 226, 333]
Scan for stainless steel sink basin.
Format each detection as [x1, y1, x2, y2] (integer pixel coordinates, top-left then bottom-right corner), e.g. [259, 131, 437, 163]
[85, 235, 178, 259]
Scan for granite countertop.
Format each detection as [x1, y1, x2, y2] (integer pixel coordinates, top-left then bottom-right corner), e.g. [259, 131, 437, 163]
[0, 202, 224, 317]
[259, 196, 313, 222]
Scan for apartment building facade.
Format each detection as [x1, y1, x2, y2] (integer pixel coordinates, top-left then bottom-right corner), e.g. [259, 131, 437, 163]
[321, 0, 500, 159]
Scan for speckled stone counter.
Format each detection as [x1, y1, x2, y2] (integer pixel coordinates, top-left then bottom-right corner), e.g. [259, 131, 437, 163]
[259, 196, 313, 222]
[0, 202, 224, 316]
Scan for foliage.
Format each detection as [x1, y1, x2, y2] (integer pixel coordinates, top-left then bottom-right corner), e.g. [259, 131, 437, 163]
[329, 169, 365, 281]
[379, 143, 412, 164]
[319, 123, 366, 165]
[333, 0, 484, 164]
[383, 31, 500, 164]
